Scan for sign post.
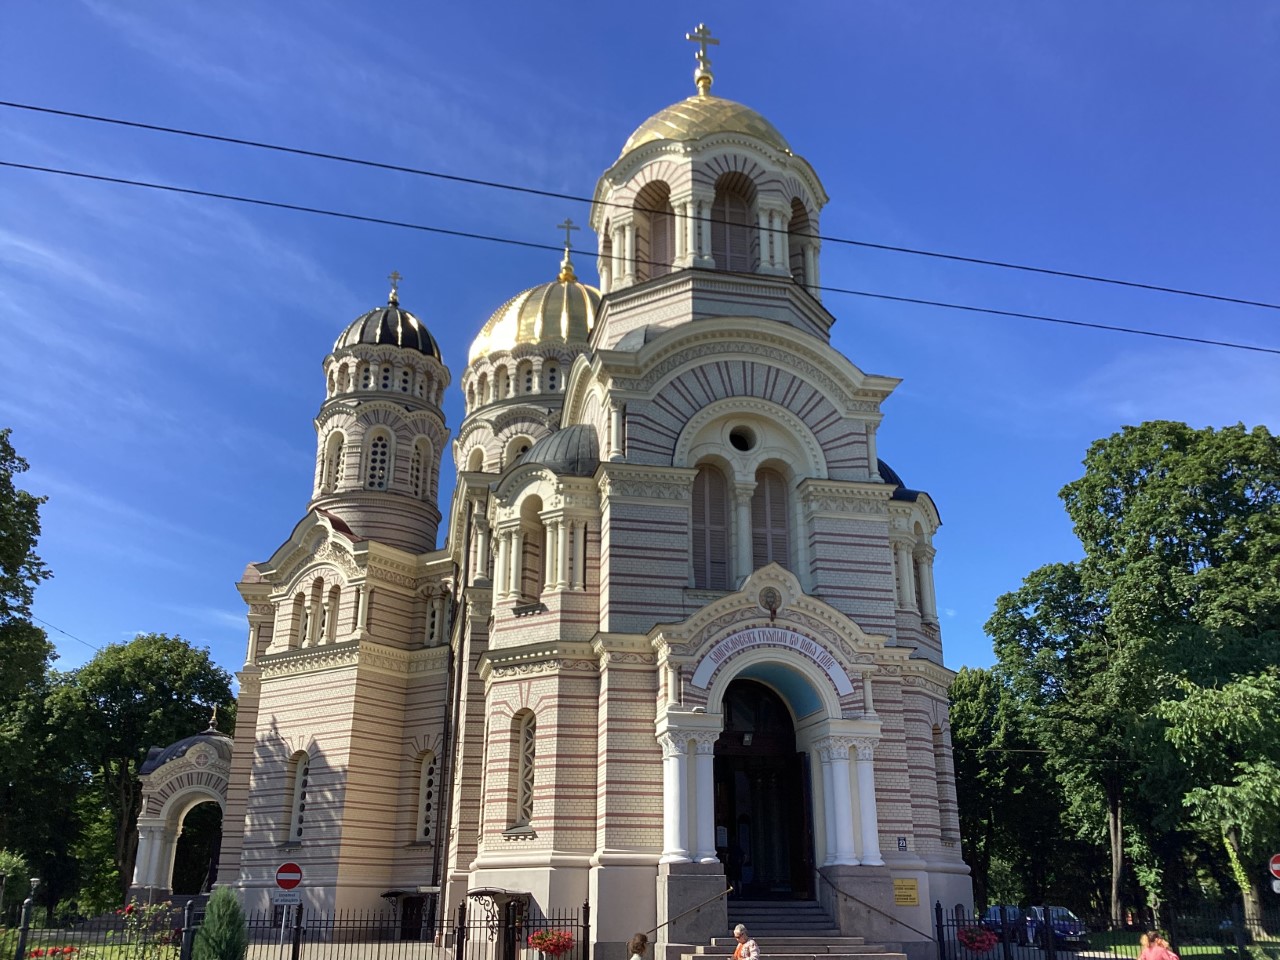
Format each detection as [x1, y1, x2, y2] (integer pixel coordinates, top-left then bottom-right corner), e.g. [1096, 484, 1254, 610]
[274, 862, 304, 945]
[1269, 854, 1280, 880]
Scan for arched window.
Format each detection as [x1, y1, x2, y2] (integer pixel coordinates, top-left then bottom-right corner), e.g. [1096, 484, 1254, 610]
[496, 367, 510, 400]
[290, 594, 306, 649]
[751, 467, 790, 570]
[410, 439, 429, 499]
[365, 431, 391, 490]
[692, 464, 730, 589]
[322, 431, 345, 494]
[417, 751, 438, 842]
[399, 368, 412, 393]
[514, 711, 536, 827]
[467, 383, 476, 411]
[467, 447, 485, 472]
[359, 363, 373, 390]
[635, 181, 675, 281]
[789, 198, 812, 284]
[308, 578, 325, 647]
[477, 373, 489, 404]
[519, 496, 544, 600]
[337, 366, 350, 393]
[325, 585, 341, 643]
[545, 363, 559, 393]
[288, 751, 310, 841]
[711, 172, 755, 273]
[379, 364, 393, 390]
[519, 362, 536, 395]
[505, 435, 533, 469]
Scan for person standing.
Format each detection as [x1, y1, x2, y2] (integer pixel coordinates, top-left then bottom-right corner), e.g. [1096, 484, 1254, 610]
[731, 924, 759, 960]
[628, 933, 649, 958]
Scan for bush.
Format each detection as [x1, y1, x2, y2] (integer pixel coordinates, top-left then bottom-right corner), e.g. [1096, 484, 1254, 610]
[191, 888, 247, 960]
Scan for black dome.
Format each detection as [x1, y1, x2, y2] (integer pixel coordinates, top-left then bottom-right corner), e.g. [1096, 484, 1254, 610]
[139, 726, 234, 776]
[334, 301, 441, 360]
[519, 424, 600, 477]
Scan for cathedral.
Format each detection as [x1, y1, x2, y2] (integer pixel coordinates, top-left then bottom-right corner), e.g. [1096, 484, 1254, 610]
[130, 26, 970, 957]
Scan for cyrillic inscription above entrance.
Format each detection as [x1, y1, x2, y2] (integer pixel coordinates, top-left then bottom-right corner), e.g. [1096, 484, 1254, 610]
[691, 627, 853, 694]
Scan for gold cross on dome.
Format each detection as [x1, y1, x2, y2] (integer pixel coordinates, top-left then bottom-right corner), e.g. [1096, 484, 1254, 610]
[685, 23, 719, 94]
[387, 270, 402, 304]
[557, 218, 580, 251]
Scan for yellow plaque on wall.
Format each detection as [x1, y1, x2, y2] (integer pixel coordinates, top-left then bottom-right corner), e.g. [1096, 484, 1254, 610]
[893, 878, 920, 906]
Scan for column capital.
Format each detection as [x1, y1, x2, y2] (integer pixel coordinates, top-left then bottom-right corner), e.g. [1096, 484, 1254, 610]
[691, 731, 720, 753]
[852, 737, 879, 761]
[814, 735, 857, 761]
[656, 732, 688, 758]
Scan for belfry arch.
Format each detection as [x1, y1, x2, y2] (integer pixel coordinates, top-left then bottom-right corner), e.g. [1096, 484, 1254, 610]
[130, 726, 233, 900]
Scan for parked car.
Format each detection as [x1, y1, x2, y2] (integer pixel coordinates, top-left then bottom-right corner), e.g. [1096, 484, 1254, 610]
[983, 905, 1031, 942]
[1026, 906, 1090, 950]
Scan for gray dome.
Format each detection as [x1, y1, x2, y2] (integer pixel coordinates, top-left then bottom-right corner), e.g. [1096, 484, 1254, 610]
[335, 297, 441, 360]
[878, 459, 920, 502]
[519, 424, 600, 476]
[139, 726, 234, 776]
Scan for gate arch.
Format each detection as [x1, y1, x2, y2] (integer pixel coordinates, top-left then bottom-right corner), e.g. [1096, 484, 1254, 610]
[131, 724, 234, 900]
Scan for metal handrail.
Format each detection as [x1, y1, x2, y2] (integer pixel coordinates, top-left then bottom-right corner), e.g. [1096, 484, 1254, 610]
[645, 885, 734, 937]
[815, 867, 935, 942]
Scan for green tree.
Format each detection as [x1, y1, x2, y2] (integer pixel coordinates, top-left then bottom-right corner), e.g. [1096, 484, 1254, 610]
[989, 421, 1280, 920]
[0, 429, 55, 854]
[1157, 669, 1280, 927]
[191, 887, 248, 960]
[49, 634, 234, 904]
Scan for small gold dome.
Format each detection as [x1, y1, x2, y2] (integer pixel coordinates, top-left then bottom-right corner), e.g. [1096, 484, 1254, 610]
[468, 267, 601, 363]
[619, 94, 791, 158]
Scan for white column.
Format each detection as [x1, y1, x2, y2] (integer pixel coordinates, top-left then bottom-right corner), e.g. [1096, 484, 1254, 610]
[473, 517, 491, 585]
[896, 542, 918, 610]
[776, 212, 790, 275]
[829, 739, 858, 864]
[658, 733, 691, 863]
[819, 747, 836, 865]
[698, 202, 712, 267]
[692, 733, 719, 863]
[510, 531, 524, 598]
[356, 585, 370, 635]
[158, 826, 180, 891]
[495, 531, 511, 599]
[862, 672, 877, 718]
[555, 520, 569, 589]
[866, 422, 881, 480]
[919, 548, 938, 621]
[804, 245, 817, 294]
[855, 738, 884, 865]
[304, 601, 319, 647]
[573, 521, 587, 590]
[623, 223, 637, 284]
[543, 523, 556, 590]
[734, 486, 754, 584]
[611, 227, 625, 288]
[685, 202, 699, 264]
[757, 210, 771, 270]
[609, 404, 624, 461]
[674, 201, 688, 265]
[133, 824, 158, 886]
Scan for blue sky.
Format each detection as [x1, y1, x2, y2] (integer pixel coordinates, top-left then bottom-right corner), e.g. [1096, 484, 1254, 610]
[2, 1, 1277, 681]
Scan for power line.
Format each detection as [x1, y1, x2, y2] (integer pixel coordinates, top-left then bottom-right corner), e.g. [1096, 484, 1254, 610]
[5, 98, 1279, 314]
[3, 158, 1279, 358]
[32, 615, 101, 653]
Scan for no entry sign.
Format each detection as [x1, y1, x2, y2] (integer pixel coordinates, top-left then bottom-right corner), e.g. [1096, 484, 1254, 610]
[1270, 854, 1280, 880]
[276, 862, 303, 890]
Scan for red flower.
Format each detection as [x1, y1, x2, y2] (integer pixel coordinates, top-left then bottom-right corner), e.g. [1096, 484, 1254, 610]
[65, 948, 77, 954]
[124, 904, 135, 915]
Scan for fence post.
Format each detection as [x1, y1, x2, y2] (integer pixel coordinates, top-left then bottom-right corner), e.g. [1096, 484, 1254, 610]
[13, 890, 35, 960]
[934, 901, 947, 960]
[1230, 901, 1247, 960]
[289, 904, 303, 960]
[1000, 910, 1013, 960]
[1039, 906, 1056, 960]
[456, 900, 467, 948]
[582, 898, 591, 960]
[179, 899, 196, 960]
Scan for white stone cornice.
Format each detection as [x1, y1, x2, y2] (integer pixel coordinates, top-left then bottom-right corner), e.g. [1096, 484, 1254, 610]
[597, 464, 696, 503]
[257, 638, 447, 680]
[797, 479, 893, 517]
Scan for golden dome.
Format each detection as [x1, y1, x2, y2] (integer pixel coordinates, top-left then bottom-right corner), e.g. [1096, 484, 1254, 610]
[619, 93, 791, 158]
[468, 258, 601, 363]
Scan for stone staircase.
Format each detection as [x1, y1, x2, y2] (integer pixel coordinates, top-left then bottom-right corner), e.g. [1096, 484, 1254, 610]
[678, 900, 908, 960]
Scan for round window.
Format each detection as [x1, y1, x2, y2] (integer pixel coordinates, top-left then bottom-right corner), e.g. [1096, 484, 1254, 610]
[729, 426, 756, 452]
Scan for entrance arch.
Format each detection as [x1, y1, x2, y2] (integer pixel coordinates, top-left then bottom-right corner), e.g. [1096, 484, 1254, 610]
[715, 678, 814, 900]
[131, 726, 233, 900]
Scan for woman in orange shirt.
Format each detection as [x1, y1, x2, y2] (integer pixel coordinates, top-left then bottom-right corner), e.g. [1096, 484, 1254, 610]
[731, 924, 759, 960]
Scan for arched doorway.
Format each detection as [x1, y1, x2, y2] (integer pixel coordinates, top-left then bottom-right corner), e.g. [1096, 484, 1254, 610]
[715, 679, 814, 900]
[171, 800, 222, 895]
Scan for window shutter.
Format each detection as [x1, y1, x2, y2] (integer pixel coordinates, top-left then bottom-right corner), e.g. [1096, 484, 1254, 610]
[693, 466, 729, 589]
[752, 469, 790, 570]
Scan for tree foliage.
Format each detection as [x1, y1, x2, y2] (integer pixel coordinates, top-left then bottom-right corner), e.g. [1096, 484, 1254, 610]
[192, 887, 248, 960]
[975, 421, 1280, 918]
[48, 634, 234, 905]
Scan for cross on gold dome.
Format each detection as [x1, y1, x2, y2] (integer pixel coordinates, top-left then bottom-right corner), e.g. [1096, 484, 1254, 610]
[388, 270, 402, 305]
[685, 23, 719, 95]
[557, 219, 579, 282]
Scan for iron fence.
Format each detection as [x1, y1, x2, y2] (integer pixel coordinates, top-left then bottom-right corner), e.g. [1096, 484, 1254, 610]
[936, 904, 1280, 960]
[454, 895, 589, 960]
